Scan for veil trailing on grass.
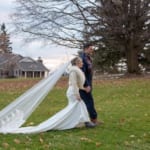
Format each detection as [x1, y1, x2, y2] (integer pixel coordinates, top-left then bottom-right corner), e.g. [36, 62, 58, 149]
[0, 60, 70, 133]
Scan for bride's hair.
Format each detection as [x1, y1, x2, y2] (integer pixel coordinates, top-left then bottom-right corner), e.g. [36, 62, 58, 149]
[71, 57, 81, 66]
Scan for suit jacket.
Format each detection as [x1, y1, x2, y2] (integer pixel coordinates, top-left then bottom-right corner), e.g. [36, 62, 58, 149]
[80, 52, 93, 87]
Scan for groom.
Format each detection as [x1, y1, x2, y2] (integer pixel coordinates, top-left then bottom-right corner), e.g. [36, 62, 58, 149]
[79, 43, 103, 125]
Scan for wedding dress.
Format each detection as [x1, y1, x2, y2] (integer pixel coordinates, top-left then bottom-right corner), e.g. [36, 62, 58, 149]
[0, 61, 90, 134]
[1, 87, 89, 134]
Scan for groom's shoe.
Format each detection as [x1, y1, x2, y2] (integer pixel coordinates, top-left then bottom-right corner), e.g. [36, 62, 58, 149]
[91, 119, 104, 126]
[85, 122, 96, 128]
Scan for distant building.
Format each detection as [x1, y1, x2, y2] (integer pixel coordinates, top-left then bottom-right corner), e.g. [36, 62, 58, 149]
[0, 23, 49, 78]
[0, 53, 49, 78]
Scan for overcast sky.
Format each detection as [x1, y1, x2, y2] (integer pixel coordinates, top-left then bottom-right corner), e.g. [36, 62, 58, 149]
[0, 0, 78, 69]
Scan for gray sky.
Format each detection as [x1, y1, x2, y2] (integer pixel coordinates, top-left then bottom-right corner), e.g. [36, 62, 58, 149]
[0, 0, 78, 69]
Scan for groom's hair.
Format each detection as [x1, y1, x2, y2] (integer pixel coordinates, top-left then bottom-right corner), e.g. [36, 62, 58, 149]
[83, 42, 93, 50]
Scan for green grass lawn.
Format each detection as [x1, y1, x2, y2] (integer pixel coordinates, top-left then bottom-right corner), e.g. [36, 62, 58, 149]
[0, 77, 149, 150]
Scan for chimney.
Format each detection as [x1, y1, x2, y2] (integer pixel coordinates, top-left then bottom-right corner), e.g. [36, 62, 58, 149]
[37, 56, 43, 63]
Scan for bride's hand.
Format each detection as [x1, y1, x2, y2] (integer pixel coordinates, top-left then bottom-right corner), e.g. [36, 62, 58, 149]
[85, 86, 91, 93]
[76, 95, 81, 101]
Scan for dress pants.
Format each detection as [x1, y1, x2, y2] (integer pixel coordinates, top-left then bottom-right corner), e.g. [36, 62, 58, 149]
[79, 89, 97, 120]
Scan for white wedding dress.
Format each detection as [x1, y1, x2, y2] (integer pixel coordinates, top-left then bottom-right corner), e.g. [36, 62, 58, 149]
[2, 87, 89, 134]
[0, 61, 90, 134]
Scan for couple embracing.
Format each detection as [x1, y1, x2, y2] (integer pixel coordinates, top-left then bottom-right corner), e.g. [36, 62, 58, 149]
[0, 43, 103, 134]
[68, 43, 103, 128]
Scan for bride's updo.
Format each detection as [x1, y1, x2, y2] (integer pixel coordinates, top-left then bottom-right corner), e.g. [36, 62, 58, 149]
[71, 57, 82, 66]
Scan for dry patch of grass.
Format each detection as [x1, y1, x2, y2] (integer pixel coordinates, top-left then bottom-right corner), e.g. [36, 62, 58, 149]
[0, 79, 39, 92]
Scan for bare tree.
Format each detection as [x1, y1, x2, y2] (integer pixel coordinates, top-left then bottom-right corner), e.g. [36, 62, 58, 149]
[12, 0, 150, 73]
[91, 0, 150, 73]
[12, 0, 97, 48]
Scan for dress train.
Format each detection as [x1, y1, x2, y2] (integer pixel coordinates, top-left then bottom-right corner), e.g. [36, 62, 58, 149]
[0, 86, 90, 134]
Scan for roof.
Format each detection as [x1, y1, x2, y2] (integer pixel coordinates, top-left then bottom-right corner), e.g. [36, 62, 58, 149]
[0, 53, 49, 72]
[17, 57, 49, 72]
[0, 53, 22, 68]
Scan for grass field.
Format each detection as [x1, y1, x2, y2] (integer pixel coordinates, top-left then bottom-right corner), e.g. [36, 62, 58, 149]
[0, 77, 149, 150]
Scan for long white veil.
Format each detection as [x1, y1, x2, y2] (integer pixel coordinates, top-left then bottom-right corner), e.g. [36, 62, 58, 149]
[0, 60, 70, 132]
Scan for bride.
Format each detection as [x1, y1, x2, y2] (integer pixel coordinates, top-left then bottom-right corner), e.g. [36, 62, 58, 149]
[1, 57, 95, 134]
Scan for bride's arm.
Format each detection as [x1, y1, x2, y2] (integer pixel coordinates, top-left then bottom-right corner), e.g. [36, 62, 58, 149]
[69, 71, 81, 100]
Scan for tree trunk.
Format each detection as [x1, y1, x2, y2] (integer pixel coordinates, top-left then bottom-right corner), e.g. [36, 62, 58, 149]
[126, 45, 139, 74]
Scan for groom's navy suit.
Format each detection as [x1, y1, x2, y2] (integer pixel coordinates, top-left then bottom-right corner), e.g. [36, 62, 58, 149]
[79, 52, 97, 120]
